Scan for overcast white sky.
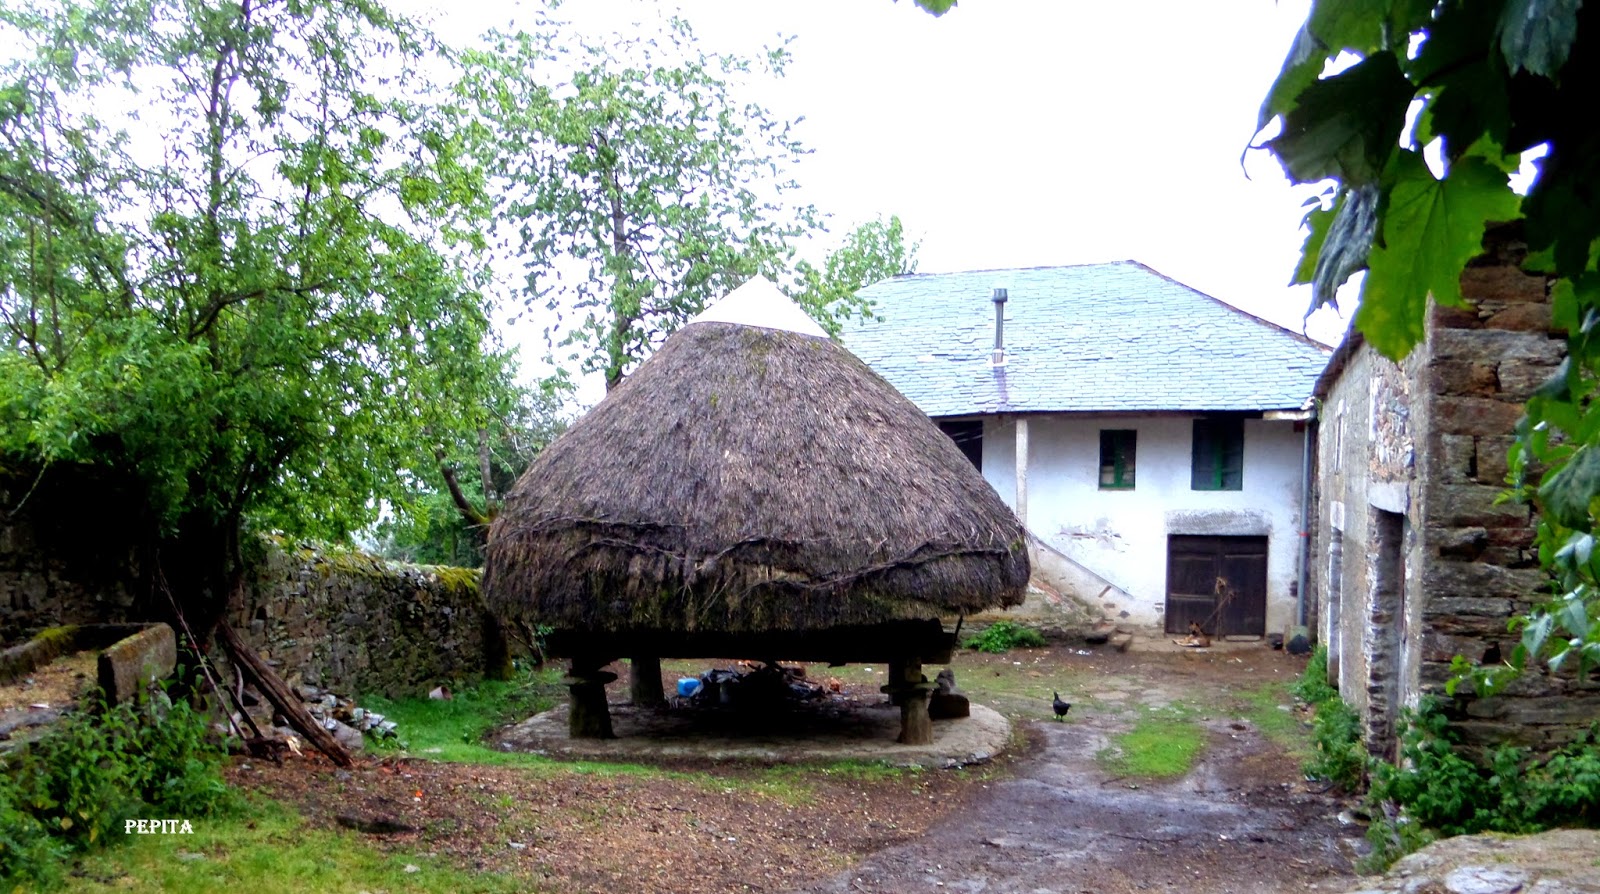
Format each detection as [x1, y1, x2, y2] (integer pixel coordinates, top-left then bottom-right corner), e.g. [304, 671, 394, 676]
[404, 0, 1350, 386]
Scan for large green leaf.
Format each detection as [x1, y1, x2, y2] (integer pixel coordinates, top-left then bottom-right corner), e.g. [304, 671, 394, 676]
[1541, 445, 1600, 530]
[1311, 184, 1380, 312]
[1357, 151, 1522, 357]
[1498, 0, 1581, 77]
[1257, 24, 1327, 134]
[1267, 51, 1416, 186]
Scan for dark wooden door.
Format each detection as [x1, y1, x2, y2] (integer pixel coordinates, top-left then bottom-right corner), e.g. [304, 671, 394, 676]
[1165, 535, 1268, 636]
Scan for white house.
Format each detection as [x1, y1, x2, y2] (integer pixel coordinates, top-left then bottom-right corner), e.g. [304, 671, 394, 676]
[844, 262, 1330, 637]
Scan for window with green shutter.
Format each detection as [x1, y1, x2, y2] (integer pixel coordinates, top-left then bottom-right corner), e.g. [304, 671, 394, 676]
[1191, 418, 1244, 490]
[1099, 429, 1136, 489]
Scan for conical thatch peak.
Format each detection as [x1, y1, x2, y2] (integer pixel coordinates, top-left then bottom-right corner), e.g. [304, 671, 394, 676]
[686, 276, 828, 337]
[484, 288, 1027, 659]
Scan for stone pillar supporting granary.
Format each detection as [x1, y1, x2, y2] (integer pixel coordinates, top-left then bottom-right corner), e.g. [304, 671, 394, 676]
[1312, 223, 1600, 757]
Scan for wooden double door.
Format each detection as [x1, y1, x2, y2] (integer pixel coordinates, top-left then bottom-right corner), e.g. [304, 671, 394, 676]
[1165, 535, 1268, 636]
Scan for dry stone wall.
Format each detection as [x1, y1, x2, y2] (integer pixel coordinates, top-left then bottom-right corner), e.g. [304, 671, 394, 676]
[1, 479, 499, 698]
[230, 541, 498, 698]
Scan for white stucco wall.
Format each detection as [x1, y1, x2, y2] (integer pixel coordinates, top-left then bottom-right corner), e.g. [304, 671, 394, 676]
[978, 414, 1308, 634]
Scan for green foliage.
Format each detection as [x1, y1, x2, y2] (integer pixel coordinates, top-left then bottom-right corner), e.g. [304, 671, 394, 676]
[372, 384, 569, 567]
[1364, 700, 1600, 869]
[0, 0, 519, 614]
[363, 665, 560, 764]
[792, 215, 919, 321]
[457, 8, 870, 391]
[0, 691, 236, 886]
[1290, 645, 1339, 706]
[1292, 647, 1368, 792]
[1263, 0, 1600, 688]
[1307, 696, 1368, 792]
[962, 621, 1047, 654]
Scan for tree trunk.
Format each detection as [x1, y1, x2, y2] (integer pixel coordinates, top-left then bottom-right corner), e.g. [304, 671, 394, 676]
[219, 623, 354, 767]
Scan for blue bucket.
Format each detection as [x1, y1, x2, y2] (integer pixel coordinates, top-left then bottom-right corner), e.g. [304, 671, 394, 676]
[676, 678, 703, 698]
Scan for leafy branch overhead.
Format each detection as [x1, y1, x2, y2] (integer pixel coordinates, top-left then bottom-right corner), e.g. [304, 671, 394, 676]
[1260, 1, 1600, 682]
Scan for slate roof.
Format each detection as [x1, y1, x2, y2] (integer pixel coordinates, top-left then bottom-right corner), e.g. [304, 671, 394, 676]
[841, 261, 1330, 417]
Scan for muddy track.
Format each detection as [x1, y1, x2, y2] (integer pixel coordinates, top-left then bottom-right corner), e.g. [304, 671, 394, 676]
[793, 683, 1361, 894]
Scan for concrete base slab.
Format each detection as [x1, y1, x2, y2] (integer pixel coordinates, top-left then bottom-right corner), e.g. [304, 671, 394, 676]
[493, 699, 1010, 769]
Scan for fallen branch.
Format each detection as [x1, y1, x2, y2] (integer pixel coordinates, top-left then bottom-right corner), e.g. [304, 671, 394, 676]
[217, 623, 353, 768]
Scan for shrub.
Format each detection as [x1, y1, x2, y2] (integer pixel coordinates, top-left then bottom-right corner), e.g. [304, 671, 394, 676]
[1292, 646, 1368, 792]
[0, 684, 238, 886]
[963, 621, 1047, 654]
[1364, 700, 1600, 870]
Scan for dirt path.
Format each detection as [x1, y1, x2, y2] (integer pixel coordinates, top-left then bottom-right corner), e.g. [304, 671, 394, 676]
[236, 646, 1363, 894]
[792, 649, 1362, 894]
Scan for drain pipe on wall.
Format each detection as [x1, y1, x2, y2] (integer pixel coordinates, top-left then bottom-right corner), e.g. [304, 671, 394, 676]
[1295, 405, 1318, 632]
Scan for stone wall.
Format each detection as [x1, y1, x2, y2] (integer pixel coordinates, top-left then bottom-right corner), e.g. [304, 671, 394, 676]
[1, 466, 147, 637]
[229, 541, 499, 698]
[1313, 224, 1597, 756]
[2, 478, 499, 697]
[1416, 230, 1596, 752]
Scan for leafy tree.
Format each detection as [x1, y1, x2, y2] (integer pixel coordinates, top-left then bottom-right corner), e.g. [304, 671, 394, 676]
[0, 0, 507, 630]
[1257, 2, 1600, 683]
[793, 215, 919, 315]
[456, 8, 873, 392]
[376, 379, 568, 567]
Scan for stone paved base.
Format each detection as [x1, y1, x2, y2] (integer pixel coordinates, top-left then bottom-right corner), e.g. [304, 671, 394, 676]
[493, 698, 1011, 769]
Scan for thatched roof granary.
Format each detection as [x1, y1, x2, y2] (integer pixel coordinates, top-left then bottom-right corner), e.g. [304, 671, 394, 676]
[484, 278, 1027, 739]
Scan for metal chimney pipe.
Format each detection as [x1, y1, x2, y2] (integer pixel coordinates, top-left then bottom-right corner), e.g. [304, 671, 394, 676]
[991, 287, 1008, 366]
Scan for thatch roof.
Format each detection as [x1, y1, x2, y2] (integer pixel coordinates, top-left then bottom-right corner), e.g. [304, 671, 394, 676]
[483, 279, 1027, 657]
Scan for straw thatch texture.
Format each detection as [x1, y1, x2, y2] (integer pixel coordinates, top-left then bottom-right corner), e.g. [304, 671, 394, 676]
[484, 322, 1027, 646]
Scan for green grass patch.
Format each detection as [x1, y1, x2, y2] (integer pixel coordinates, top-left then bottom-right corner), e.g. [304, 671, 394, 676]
[1098, 707, 1207, 778]
[363, 666, 564, 765]
[1238, 681, 1309, 753]
[962, 622, 1047, 654]
[54, 801, 519, 894]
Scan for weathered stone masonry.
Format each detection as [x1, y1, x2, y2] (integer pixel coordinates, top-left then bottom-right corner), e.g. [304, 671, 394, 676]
[2, 477, 498, 698]
[1313, 225, 1598, 756]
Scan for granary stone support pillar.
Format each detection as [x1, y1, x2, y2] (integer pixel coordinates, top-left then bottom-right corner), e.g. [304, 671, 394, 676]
[564, 659, 618, 739]
[883, 659, 936, 745]
[629, 655, 667, 708]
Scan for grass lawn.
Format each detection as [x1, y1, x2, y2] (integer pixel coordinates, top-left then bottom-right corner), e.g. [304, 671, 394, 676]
[52, 802, 521, 894]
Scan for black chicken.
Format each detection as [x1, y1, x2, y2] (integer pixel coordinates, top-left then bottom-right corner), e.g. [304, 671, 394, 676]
[1052, 691, 1072, 721]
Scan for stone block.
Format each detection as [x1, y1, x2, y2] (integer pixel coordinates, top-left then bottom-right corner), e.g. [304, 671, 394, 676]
[1473, 436, 1517, 484]
[1432, 395, 1526, 437]
[1425, 613, 1514, 637]
[1451, 719, 1545, 749]
[1429, 361, 1499, 397]
[1431, 328, 1564, 365]
[928, 692, 970, 720]
[1430, 434, 1479, 483]
[1422, 631, 1501, 664]
[1426, 482, 1533, 527]
[97, 624, 177, 706]
[1497, 695, 1600, 726]
[1496, 359, 1564, 402]
[1483, 301, 1554, 332]
[1429, 526, 1487, 560]
[1430, 303, 1484, 329]
[1424, 561, 1547, 600]
[1459, 264, 1549, 305]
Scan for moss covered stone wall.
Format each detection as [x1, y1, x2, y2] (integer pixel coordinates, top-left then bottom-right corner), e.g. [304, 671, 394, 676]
[2, 487, 498, 697]
[231, 541, 495, 698]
